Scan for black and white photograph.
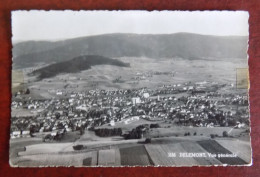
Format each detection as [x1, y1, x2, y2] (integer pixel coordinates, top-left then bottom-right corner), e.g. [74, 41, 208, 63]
[10, 10, 251, 167]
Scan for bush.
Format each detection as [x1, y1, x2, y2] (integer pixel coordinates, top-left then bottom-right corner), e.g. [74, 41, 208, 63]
[94, 128, 122, 137]
[193, 132, 197, 136]
[223, 131, 228, 137]
[245, 129, 250, 133]
[73, 145, 84, 150]
[144, 138, 152, 144]
[210, 134, 215, 139]
[80, 127, 85, 135]
[184, 132, 190, 136]
[150, 124, 160, 128]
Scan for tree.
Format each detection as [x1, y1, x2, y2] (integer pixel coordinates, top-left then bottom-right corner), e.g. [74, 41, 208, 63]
[80, 127, 85, 135]
[25, 88, 30, 94]
[150, 123, 160, 128]
[223, 131, 228, 137]
[144, 138, 152, 143]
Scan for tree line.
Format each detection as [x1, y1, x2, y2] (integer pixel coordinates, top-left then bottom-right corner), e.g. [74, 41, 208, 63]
[94, 128, 122, 137]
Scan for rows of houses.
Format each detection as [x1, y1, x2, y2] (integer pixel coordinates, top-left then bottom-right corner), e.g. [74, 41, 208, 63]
[11, 81, 249, 138]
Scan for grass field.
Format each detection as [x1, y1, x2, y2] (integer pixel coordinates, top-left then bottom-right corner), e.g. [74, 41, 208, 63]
[179, 141, 222, 165]
[98, 149, 121, 166]
[15, 151, 95, 167]
[21, 57, 247, 99]
[197, 140, 246, 165]
[148, 126, 247, 139]
[216, 139, 251, 163]
[98, 118, 163, 133]
[11, 134, 251, 166]
[9, 137, 43, 166]
[77, 130, 124, 142]
[12, 70, 25, 93]
[145, 137, 249, 166]
[82, 151, 98, 166]
[18, 143, 72, 156]
[119, 144, 153, 166]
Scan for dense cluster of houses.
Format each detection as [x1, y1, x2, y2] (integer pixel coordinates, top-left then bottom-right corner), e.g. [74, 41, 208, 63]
[11, 81, 249, 138]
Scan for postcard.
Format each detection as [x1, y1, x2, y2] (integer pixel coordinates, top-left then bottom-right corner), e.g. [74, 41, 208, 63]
[10, 10, 251, 167]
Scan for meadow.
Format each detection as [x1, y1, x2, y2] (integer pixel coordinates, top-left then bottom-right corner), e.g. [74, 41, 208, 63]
[16, 57, 247, 99]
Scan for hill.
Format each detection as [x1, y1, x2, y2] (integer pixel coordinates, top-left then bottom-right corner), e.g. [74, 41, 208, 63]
[13, 33, 248, 69]
[30, 55, 130, 80]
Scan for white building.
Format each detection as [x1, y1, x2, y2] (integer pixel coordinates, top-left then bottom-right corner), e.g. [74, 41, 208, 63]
[143, 92, 150, 98]
[132, 97, 141, 105]
[56, 91, 63, 95]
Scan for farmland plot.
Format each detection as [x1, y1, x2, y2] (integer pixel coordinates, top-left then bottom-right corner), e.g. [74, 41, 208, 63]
[216, 139, 251, 163]
[97, 148, 121, 166]
[145, 143, 198, 166]
[18, 143, 72, 156]
[114, 148, 121, 166]
[83, 151, 98, 166]
[98, 149, 116, 166]
[82, 157, 92, 166]
[145, 144, 175, 166]
[91, 151, 98, 166]
[198, 140, 247, 165]
[120, 145, 152, 166]
[16, 151, 95, 167]
[180, 142, 221, 165]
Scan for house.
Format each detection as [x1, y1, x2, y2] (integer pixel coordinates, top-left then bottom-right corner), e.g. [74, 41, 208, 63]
[56, 91, 63, 95]
[11, 131, 21, 138]
[143, 92, 150, 98]
[109, 120, 115, 126]
[132, 97, 141, 105]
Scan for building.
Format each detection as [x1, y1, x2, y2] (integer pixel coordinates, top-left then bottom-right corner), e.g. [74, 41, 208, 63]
[143, 92, 150, 98]
[132, 97, 141, 105]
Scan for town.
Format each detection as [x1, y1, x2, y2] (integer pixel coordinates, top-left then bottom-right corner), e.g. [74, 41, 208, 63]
[11, 81, 249, 140]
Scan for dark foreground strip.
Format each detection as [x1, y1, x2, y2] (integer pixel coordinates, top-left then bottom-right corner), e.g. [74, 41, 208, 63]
[197, 140, 246, 165]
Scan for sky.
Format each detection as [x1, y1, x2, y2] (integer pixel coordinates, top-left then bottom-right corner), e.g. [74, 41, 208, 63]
[12, 10, 249, 42]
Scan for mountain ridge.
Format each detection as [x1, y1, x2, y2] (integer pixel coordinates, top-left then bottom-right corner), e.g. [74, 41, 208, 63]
[13, 33, 248, 69]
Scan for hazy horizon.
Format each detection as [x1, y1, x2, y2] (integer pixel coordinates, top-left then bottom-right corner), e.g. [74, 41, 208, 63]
[12, 32, 249, 44]
[12, 10, 249, 43]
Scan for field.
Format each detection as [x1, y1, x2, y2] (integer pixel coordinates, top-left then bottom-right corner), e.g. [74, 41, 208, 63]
[11, 108, 38, 117]
[119, 144, 153, 166]
[216, 139, 252, 163]
[9, 137, 43, 161]
[98, 149, 121, 166]
[197, 140, 246, 165]
[98, 118, 163, 132]
[144, 137, 250, 166]
[148, 126, 249, 139]
[10, 130, 251, 167]
[14, 151, 97, 167]
[12, 70, 25, 93]
[20, 57, 247, 99]
[76, 130, 124, 142]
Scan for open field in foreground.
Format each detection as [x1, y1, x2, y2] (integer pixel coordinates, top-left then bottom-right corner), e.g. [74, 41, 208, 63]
[119, 145, 153, 166]
[10, 134, 251, 167]
[215, 139, 251, 163]
[197, 140, 246, 165]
